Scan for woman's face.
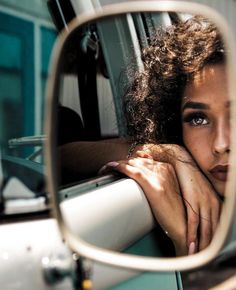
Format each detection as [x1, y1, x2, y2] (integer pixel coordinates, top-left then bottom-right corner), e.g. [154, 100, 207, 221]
[182, 64, 230, 196]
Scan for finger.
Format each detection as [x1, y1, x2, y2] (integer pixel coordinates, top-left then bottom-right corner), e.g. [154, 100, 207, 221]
[127, 158, 154, 171]
[186, 207, 199, 253]
[116, 163, 158, 193]
[99, 159, 151, 177]
[198, 209, 212, 251]
[127, 158, 168, 176]
[107, 160, 161, 195]
[135, 150, 153, 159]
[98, 161, 119, 175]
[211, 200, 222, 236]
[105, 160, 145, 181]
[181, 194, 199, 249]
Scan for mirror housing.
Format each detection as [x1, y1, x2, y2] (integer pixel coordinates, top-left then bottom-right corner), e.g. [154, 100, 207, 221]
[45, 1, 236, 271]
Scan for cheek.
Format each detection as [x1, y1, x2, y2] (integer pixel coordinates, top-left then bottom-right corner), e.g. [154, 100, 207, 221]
[183, 128, 210, 172]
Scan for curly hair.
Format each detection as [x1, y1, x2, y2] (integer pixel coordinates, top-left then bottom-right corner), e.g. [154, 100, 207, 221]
[123, 16, 225, 145]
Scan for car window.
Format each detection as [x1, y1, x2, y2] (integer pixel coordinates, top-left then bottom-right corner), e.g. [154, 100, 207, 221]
[56, 12, 175, 189]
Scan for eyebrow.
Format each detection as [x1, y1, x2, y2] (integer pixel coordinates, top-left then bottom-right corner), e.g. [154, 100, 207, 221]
[182, 100, 230, 111]
[182, 101, 210, 111]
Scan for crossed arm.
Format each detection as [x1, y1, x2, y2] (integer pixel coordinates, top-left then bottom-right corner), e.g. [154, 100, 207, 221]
[59, 140, 222, 256]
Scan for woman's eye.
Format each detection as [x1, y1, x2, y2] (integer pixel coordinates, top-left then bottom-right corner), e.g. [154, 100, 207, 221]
[191, 116, 208, 126]
[183, 113, 209, 126]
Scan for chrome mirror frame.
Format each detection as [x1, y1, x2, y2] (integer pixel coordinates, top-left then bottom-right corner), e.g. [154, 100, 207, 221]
[45, 1, 236, 271]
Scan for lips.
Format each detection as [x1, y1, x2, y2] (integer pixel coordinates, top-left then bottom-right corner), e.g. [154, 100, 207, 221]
[210, 165, 228, 182]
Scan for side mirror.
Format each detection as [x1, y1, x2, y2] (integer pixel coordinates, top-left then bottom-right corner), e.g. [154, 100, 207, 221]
[45, 1, 236, 271]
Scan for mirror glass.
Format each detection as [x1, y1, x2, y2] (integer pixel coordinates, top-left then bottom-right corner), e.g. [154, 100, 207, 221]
[0, 1, 56, 218]
[53, 11, 231, 258]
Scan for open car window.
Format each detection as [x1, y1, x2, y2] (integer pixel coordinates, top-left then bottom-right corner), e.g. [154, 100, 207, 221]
[56, 12, 180, 189]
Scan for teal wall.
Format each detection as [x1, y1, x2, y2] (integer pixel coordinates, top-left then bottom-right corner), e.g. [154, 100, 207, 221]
[0, 0, 51, 21]
[0, 12, 34, 154]
[0, 5, 56, 156]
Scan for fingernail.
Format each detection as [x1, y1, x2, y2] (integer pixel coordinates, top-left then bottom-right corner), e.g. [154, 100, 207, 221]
[106, 161, 119, 167]
[188, 242, 195, 255]
[145, 154, 153, 159]
[136, 151, 152, 159]
[98, 165, 107, 175]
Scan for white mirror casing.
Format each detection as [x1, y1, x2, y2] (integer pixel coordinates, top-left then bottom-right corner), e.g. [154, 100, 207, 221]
[45, 1, 236, 272]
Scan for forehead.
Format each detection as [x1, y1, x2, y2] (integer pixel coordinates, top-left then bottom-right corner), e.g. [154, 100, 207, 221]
[182, 64, 228, 104]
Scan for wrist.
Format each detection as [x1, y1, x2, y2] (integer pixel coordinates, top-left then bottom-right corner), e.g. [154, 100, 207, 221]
[146, 144, 191, 165]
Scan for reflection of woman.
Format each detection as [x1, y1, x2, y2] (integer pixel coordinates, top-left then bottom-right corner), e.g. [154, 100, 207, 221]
[101, 16, 228, 256]
[59, 17, 227, 256]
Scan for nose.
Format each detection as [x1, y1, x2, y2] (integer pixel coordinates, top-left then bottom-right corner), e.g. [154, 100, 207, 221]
[212, 119, 230, 155]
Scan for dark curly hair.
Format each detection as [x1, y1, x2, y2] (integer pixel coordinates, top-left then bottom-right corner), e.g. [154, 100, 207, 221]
[123, 16, 225, 145]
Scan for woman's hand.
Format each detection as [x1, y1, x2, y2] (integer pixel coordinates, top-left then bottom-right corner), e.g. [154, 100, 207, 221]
[134, 144, 222, 253]
[100, 157, 188, 256]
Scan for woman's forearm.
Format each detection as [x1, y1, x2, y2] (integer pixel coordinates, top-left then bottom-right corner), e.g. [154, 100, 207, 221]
[58, 139, 130, 177]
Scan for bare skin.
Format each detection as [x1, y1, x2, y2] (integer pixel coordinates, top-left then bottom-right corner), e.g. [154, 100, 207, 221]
[59, 66, 227, 256]
[100, 144, 222, 255]
[100, 157, 188, 256]
[99, 64, 227, 255]
[182, 64, 230, 196]
[59, 136, 223, 256]
[136, 144, 222, 253]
